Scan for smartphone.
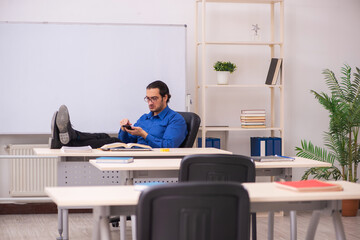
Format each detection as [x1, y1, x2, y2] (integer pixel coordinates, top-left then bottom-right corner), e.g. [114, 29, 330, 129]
[122, 124, 133, 130]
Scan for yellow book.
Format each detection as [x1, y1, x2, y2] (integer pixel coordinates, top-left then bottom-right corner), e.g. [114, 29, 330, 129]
[241, 125, 266, 128]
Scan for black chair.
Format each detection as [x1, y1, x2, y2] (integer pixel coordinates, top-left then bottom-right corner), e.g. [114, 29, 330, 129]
[179, 154, 257, 240]
[177, 111, 201, 148]
[136, 182, 250, 240]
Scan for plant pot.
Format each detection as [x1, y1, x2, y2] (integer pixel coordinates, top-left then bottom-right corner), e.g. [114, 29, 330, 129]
[342, 199, 359, 217]
[216, 71, 231, 85]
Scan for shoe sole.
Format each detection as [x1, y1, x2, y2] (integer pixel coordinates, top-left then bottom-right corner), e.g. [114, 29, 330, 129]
[50, 111, 62, 149]
[56, 105, 70, 144]
[51, 111, 58, 139]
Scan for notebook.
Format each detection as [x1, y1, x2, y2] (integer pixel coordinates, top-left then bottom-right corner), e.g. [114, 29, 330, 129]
[251, 155, 295, 162]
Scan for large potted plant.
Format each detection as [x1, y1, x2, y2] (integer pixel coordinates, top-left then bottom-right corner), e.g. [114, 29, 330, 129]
[295, 64, 360, 216]
[213, 61, 237, 85]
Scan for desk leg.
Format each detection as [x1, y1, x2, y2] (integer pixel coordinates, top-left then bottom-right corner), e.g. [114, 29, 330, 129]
[332, 211, 346, 240]
[57, 208, 63, 240]
[290, 210, 297, 240]
[131, 215, 137, 240]
[93, 206, 111, 240]
[125, 170, 133, 185]
[120, 215, 126, 240]
[267, 211, 274, 240]
[305, 210, 321, 240]
[93, 207, 101, 240]
[62, 209, 69, 240]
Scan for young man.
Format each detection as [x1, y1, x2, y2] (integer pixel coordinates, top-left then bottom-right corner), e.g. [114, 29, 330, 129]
[51, 80, 188, 149]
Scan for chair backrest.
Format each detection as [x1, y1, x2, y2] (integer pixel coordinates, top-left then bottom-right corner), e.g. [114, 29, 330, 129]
[177, 111, 201, 148]
[179, 154, 255, 183]
[136, 182, 250, 240]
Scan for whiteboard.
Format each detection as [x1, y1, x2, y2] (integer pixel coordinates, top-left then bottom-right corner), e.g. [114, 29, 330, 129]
[0, 22, 187, 134]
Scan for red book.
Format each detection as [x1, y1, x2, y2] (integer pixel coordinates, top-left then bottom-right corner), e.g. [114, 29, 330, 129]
[275, 179, 343, 192]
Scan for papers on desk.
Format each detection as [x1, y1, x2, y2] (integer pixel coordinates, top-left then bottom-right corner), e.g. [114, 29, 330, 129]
[61, 145, 92, 153]
[251, 155, 295, 162]
[275, 179, 343, 192]
[95, 157, 134, 164]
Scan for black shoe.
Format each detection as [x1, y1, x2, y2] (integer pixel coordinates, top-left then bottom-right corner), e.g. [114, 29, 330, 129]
[56, 105, 76, 145]
[50, 111, 62, 149]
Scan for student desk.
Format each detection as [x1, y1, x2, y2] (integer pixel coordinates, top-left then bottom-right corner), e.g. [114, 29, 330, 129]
[34, 147, 233, 188]
[33, 147, 232, 157]
[90, 157, 332, 182]
[34, 147, 233, 187]
[89, 157, 332, 240]
[46, 181, 359, 240]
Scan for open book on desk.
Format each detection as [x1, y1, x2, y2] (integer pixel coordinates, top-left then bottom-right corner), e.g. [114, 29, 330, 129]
[100, 142, 152, 151]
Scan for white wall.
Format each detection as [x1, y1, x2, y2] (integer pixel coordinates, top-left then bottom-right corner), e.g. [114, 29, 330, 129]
[0, 0, 359, 197]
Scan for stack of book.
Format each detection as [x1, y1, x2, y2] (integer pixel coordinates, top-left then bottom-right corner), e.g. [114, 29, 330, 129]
[240, 109, 266, 128]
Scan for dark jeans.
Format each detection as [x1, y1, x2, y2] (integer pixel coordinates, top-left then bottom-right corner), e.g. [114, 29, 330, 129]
[66, 130, 121, 148]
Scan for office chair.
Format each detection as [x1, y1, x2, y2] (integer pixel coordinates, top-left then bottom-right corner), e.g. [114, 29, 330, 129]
[177, 111, 201, 148]
[179, 154, 257, 240]
[136, 182, 250, 240]
[110, 111, 200, 229]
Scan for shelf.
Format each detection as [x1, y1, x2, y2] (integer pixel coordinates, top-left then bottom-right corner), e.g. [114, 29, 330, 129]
[203, 84, 282, 88]
[196, 0, 284, 150]
[197, 41, 283, 46]
[196, 0, 282, 4]
[200, 126, 282, 131]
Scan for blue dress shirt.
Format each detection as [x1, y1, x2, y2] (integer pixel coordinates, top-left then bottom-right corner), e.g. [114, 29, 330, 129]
[118, 106, 188, 148]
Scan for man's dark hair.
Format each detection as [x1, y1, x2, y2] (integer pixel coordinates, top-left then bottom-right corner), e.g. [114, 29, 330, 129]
[146, 80, 171, 103]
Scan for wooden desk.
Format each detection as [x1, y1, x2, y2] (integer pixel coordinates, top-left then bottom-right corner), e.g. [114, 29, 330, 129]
[33, 147, 232, 157]
[46, 181, 359, 240]
[90, 157, 332, 181]
[89, 157, 331, 171]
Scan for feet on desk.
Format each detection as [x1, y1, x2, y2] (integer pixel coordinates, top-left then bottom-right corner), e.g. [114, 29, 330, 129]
[50, 111, 62, 149]
[56, 105, 77, 145]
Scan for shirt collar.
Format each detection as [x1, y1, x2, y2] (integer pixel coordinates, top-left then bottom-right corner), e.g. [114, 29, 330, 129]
[146, 105, 170, 120]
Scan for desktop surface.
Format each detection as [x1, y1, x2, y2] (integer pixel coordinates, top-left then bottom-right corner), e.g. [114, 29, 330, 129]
[34, 147, 232, 157]
[89, 157, 331, 171]
[45, 181, 360, 208]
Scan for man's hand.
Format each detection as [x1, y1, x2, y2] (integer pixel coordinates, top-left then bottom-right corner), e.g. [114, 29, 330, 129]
[126, 126, 148, 139]
[120, 118, 131, 131]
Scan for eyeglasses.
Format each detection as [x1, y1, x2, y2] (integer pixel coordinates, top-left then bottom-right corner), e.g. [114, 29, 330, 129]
[144, 96, 160, 103]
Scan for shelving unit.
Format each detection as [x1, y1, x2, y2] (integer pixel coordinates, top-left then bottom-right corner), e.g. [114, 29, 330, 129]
[195, 0, 284, 152]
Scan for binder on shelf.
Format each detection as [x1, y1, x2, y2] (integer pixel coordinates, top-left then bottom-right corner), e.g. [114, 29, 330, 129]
[273, 137, 282, 155]
[250, 137, 267, 156]
[212, 138, 220, 149]
[250, 137, 282, 156]
[198, 137, 221, 149]
[265, 138, 273, 156]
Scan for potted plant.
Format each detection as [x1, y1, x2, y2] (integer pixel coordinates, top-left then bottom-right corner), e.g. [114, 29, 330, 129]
[213, 61, 237, 85]
[295, 64, 360, 216]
